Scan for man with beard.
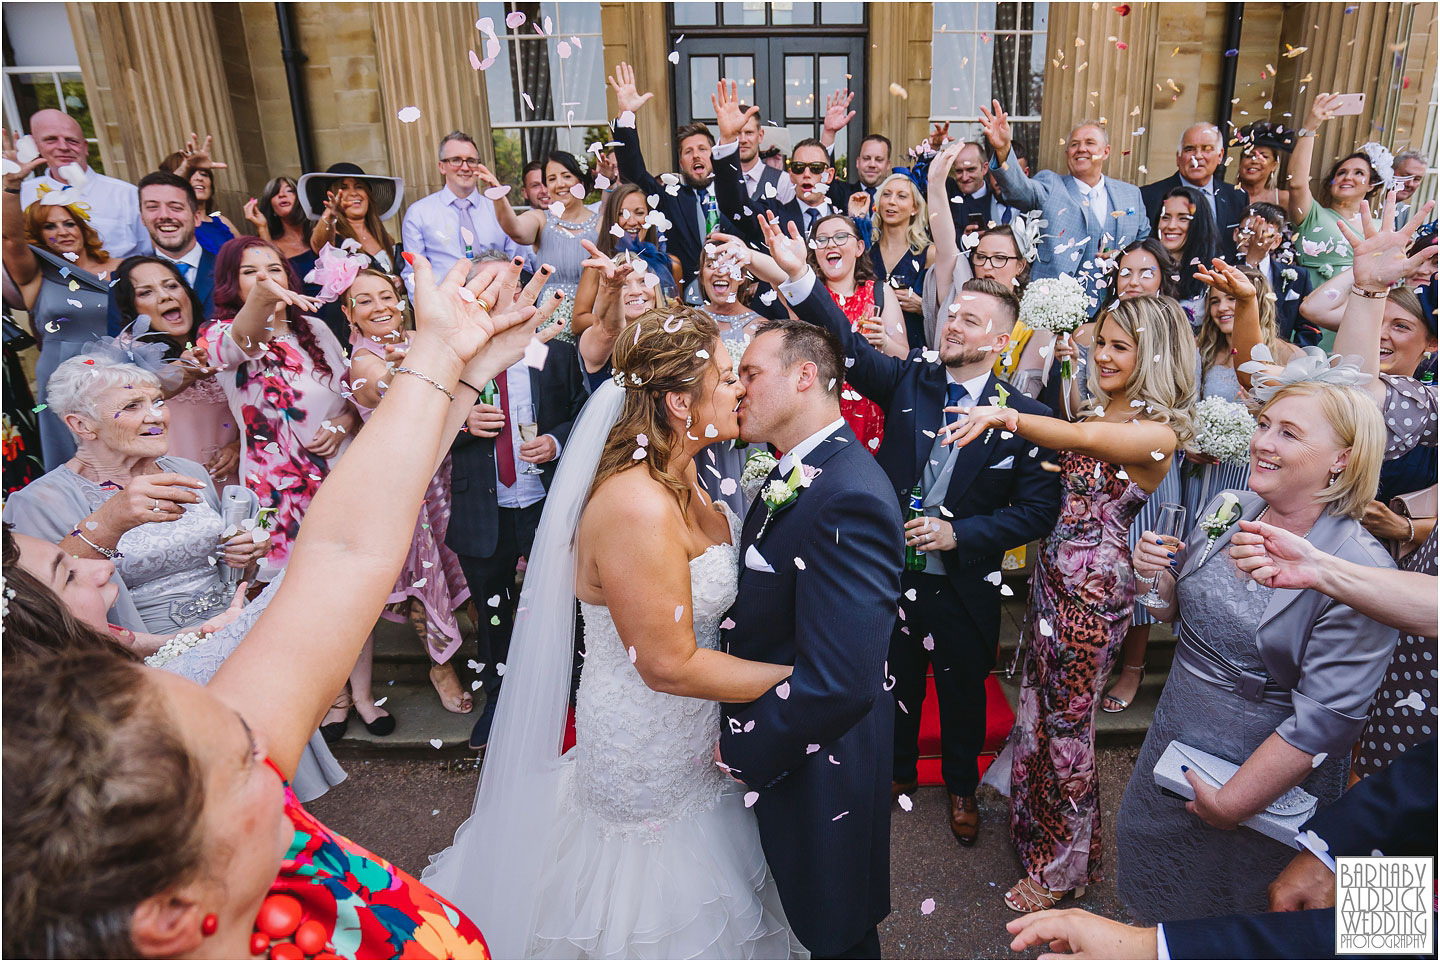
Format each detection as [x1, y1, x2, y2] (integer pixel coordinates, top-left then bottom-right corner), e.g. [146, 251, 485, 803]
[136, 171, 215, 317]
[735, 109, 789, 203]
[608, 60, 735, 282]
[759, 209, 1062, 848]
[20, 109, 148, 259]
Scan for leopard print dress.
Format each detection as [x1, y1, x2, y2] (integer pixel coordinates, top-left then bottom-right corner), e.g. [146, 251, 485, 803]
[1009, 452, 1149, 892]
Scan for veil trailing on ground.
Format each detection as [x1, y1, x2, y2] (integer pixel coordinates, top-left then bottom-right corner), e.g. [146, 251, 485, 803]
[421, 379, 626, 957]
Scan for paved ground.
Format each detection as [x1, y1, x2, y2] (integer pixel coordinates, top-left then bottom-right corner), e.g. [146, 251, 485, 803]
[309, 745, 1143, 959]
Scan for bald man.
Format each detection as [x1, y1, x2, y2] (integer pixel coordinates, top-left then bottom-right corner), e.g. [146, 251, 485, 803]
[1140, 122, 1248, 259]
[18, 109, 149, 259]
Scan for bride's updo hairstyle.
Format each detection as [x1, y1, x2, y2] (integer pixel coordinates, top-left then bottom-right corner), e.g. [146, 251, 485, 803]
[591, 305, 721, 519]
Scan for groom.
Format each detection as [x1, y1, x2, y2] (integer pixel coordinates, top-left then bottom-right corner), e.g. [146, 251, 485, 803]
[719, 318, 904, 959]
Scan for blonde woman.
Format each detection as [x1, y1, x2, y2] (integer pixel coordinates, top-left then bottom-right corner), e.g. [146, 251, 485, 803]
[869, 172, 935, 349]
[1119, 373, 1395, 922]
[942, 294, 1197, 913]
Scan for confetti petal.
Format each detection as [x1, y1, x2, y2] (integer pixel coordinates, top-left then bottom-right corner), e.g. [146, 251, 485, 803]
[744, 791, 759, 808]
[920, 898, 936, 915]
[397, 105, 422, 123]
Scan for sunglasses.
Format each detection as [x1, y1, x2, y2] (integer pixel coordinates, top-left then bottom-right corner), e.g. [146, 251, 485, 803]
[787, 161, 830, 175]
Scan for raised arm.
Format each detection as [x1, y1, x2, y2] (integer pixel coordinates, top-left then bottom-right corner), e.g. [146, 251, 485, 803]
[575, 241, 632, 373]
[1332, 193, 1436, 404]
[477, 162, 543, 247]
[593, 490, 793, 701]
[608, 62, 664, 196]
[926, 141, 965, 294]
[978, 100, 1046, 213]
[818, 88, 856, 152]
[221, 278, 323, 359]
[711, 80, 766, 246]
[1286, 94, 1343, 227]
[209, 255, 552, 775]
[1, 132, 44, 289]
[943, 405, 1180, 492]
[1195, 260, 1263, 391]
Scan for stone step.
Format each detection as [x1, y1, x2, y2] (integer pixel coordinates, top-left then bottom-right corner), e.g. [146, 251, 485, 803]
[329, 681, 487, 761]
[994, 664, 1171, 747]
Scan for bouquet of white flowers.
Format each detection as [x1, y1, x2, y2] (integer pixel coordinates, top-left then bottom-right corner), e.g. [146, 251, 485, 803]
[1018, 274, 1089, 377]
[741, 449, 779, 502]
[1191, 396, 1258, 465]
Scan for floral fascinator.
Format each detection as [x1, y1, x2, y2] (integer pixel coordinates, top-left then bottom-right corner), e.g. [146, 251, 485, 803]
[305, 240, 371, 304]
[85, 316, 189, 393]
[1239, 345, 1373, 405]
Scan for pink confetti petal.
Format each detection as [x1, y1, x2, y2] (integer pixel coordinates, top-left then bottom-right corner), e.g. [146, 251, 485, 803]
[776, 681, 790, 700]
[920, 898, 936, 915]
[469, 49, 482, 70]
[505, 10, 526, 27]
[397, 105, 422, 123]
[720, 617, 736, 630]
[483, 185, 512, 200]
[744, 791, 759, 808]
[558, 41, 572, 59]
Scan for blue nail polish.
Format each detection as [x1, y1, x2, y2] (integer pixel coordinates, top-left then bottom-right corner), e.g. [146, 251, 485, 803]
[1167, 552, 1176, 559]
[1155, 538, 1166, 545]
[1180, 765, 1189, 773]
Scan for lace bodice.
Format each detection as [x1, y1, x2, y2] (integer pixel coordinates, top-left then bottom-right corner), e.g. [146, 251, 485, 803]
[572, 503, 740, 835]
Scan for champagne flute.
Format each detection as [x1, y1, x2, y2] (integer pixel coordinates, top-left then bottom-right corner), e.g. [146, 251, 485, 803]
[517, 402, 543, 475]
[1137, 503, 1186, 608]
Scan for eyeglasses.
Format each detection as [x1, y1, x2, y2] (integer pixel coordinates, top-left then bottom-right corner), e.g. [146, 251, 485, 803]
[812, 232, 855, 248]
[973, 252, 1016, 268]
[787, 161, 830, 175]
[441, 157, 482, 169]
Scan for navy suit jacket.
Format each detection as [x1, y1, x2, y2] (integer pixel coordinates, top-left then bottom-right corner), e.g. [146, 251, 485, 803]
[719, 423, 902, 956]
[106, 246, 216, 336]
[444, 340, 586, 558]
[787, 278, 1062, 638]
[612, 123, 736, 283]
[712, 144, 858, 249]
[1267, 256, 1316, 345]
[1164, 740, 1437, 959]
[1141, 171, 1249, 261]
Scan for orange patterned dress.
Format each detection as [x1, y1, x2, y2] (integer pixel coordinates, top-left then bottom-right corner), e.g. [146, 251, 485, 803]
[824, 280, 886, 456]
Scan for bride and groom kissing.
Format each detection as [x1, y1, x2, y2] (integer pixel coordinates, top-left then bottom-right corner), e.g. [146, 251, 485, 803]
[422, 304, 903, 958]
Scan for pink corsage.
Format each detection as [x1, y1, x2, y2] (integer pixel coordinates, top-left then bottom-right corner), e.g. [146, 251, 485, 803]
[305, 241, 368, 303]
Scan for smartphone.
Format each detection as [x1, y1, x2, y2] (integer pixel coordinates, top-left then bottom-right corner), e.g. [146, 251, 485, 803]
[1331, 93, 1366, 116]
[966, 210, 986, 230]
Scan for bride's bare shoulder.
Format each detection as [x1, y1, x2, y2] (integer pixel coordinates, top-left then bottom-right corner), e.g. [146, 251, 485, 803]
[584, 469, 684, 537]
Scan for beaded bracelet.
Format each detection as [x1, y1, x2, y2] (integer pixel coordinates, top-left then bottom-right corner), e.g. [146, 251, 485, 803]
[393, 366, 456, 401]
[1351, 285, 1389, 299]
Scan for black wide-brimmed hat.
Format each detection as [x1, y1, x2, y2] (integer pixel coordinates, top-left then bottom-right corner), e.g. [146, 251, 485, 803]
[1236, 121, 1296, 155]
[297, 162, 404, 222]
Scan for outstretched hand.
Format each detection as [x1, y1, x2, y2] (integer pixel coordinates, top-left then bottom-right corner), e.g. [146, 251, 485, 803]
[1194, 258, 1257, 301]
[1006, 908, 1158, 959]
[939, 404, 1019, 448]
[176, 132, 227, 179]
[1335, 190, 1437, 292]
[1227, 518, 1323, 591]
[1, 128, 45, 190]
[977, 99, 1013, 161]
[712, 79, 759, 143]
[822, 88, 856, 135]
[757, 212, 809, 282]
[247, 275, 322, 316]
[607, 61, 655, 115]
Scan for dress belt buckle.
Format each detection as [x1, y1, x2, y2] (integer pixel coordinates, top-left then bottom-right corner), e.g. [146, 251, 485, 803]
[1235, 671, 1267, 702]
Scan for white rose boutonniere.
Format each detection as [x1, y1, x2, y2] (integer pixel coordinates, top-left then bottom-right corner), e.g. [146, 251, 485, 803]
[755, 461, 819, 541]
[1281, 267, 1298, 285]
[1196, 492, 1243, 566]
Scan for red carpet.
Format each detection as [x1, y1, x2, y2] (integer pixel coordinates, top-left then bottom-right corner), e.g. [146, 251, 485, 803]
[562, 671, 1016, 784]
[917, 672, 1016, 786]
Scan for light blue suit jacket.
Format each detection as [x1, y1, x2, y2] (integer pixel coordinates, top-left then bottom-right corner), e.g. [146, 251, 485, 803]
[990, 156, 1150, 303]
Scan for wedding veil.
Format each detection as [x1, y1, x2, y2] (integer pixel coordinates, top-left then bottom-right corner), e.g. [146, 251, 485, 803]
[421, 378, 626, 957]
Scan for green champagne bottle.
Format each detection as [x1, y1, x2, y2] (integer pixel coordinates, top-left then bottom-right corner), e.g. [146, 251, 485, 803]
[904, 485, 928, 571]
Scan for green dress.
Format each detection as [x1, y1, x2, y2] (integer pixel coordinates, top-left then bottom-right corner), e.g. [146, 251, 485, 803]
[1294, 203, 1357, 350]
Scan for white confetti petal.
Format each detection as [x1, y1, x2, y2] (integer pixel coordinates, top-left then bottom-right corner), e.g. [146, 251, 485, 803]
[397, 105, 422, 123]
[429, 738, 444, 749]
[744, 791, 760, 808]
[920, 898, 936, 915]
[776, 681, 791, 700]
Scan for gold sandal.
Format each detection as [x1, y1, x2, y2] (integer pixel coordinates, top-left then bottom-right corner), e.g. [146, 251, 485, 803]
[1003, 876, 1085, 913]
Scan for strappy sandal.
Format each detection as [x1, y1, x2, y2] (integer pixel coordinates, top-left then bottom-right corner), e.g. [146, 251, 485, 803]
[1102, 663, 1147, 713]
[429, 662, 474, 714]
[1003, 876, 1085, 913]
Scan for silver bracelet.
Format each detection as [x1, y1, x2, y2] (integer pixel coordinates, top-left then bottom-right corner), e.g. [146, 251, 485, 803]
[393, 366, 456, 401]
[71, 528, 121, 560]
[1135, 571, 1159, 587]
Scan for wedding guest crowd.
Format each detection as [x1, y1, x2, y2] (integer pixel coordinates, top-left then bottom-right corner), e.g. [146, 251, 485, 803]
[2, 33, 1436, 958]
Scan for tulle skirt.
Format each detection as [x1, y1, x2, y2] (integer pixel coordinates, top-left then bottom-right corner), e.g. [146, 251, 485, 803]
[528, 755, 807, 960]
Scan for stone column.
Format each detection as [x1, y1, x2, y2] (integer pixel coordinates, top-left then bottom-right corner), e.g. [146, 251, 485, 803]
[600, 2, 671, 174]
[868, 2, 933, 155]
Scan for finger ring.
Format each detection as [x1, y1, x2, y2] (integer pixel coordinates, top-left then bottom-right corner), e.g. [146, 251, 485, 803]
[153, 499, 160, 510]
[476, 298, 494, 313]
[153, 507, 163, 515]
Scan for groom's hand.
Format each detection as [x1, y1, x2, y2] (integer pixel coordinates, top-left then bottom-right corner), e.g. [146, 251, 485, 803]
[905, 516, 955, 553]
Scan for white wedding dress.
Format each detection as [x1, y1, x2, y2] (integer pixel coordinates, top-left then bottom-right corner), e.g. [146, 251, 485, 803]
[423, 381, 803, 960]
[528, 503, 800, 958]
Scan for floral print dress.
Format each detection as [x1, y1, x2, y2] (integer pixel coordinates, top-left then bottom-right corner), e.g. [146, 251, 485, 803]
[202, 315, 354, 581]
[1010, 451, 1149, 892]
[826, 280, 886, 455]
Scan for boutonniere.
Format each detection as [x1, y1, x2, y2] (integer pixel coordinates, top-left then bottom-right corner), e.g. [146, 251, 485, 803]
[1280, 267, 1298, 285]
[983, 384, 1011, 444]
[1196, 492, 1243, 565]
[756, 462, 819, 541]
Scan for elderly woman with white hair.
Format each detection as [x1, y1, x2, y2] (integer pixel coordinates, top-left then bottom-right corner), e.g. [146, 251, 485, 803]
[4, 353, 270, 639]
[1116, 363, 1400, 923]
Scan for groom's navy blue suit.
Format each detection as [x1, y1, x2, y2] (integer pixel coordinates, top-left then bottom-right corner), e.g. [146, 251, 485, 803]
[720, 421, 903, 958]
[785, 276, 1062, 798]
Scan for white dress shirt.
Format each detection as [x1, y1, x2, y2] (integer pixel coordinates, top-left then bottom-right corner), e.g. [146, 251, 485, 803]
[401, 185, 521, 293]
[740, 158, 796, 204]
[1190, 176, 1218, 217]
[159, 242, 204, 281]
[779, 416, 848, 475]
[21, 168, 150, 258]
[495, 359, 561, 509]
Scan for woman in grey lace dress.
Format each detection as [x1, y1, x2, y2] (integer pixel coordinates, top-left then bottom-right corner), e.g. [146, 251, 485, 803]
[4, 354, 268, 638]
[1117, 375, 1398, 922]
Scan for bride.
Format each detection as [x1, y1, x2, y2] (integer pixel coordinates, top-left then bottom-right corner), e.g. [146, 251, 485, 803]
[423, 304, 804, 958]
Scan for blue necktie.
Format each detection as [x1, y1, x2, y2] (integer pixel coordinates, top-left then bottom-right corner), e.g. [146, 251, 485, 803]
[945, 382, 966, 427]
[178, 261, 195, 284]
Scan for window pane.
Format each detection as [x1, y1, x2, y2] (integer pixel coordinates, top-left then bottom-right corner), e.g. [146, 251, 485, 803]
[722, 1, 766, 25]
[1025, 1, 1049, 33]
[553, 2, 600, 34]
[1017, 30, 1045, 117]
[819, 2, 864, 24]
[555, 29, 606, 123]
[931, 32, 978, 117]
[511, 38, 555, 122]
[724, 55, 758, 109]
[673, 2, 717, 25]
[993, 34, 1018, 112]
[772, 1, 814, 25]
[690, 56, 719, 120]
[933, 2, 976, 32]
[785, 55, 814, 119]
[786, 123, 817, 150]
[2, 2, 81, 67]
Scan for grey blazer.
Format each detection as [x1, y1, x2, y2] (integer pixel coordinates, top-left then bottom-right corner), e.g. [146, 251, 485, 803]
[990, 157, 1150, 303]
[1172, 490, 1399, 758]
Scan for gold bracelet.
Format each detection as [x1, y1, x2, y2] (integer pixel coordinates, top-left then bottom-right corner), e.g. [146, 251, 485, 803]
[1350, 285, 1389, 299]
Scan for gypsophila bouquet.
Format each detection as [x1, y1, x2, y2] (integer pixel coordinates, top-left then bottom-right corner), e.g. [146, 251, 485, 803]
[145, 630, 210, 669]
[741, 449, 779, 501]
[1018, 274, 1089, 380]
[1191, 396, 1258, 465]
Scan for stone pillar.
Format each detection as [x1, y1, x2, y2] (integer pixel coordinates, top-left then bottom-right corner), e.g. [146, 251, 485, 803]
[1036, 3, 1162, 184]
[868, 2, 933, 155]
[372, 3, 496, 208]
[601, 2, 672, 175]
[68, 1, 245, 218]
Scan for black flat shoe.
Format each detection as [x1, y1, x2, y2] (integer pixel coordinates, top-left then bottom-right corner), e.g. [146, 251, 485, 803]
[361, 711, 395, 737]
[320, 718, 348, 743]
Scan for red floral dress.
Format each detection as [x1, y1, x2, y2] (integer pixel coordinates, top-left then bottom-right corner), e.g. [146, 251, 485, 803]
[256, 759, 489, 959]
[824, 280, 885, 455]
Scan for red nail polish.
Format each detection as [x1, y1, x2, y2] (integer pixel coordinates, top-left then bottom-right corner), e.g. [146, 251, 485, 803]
[401, 251, 415, 266]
